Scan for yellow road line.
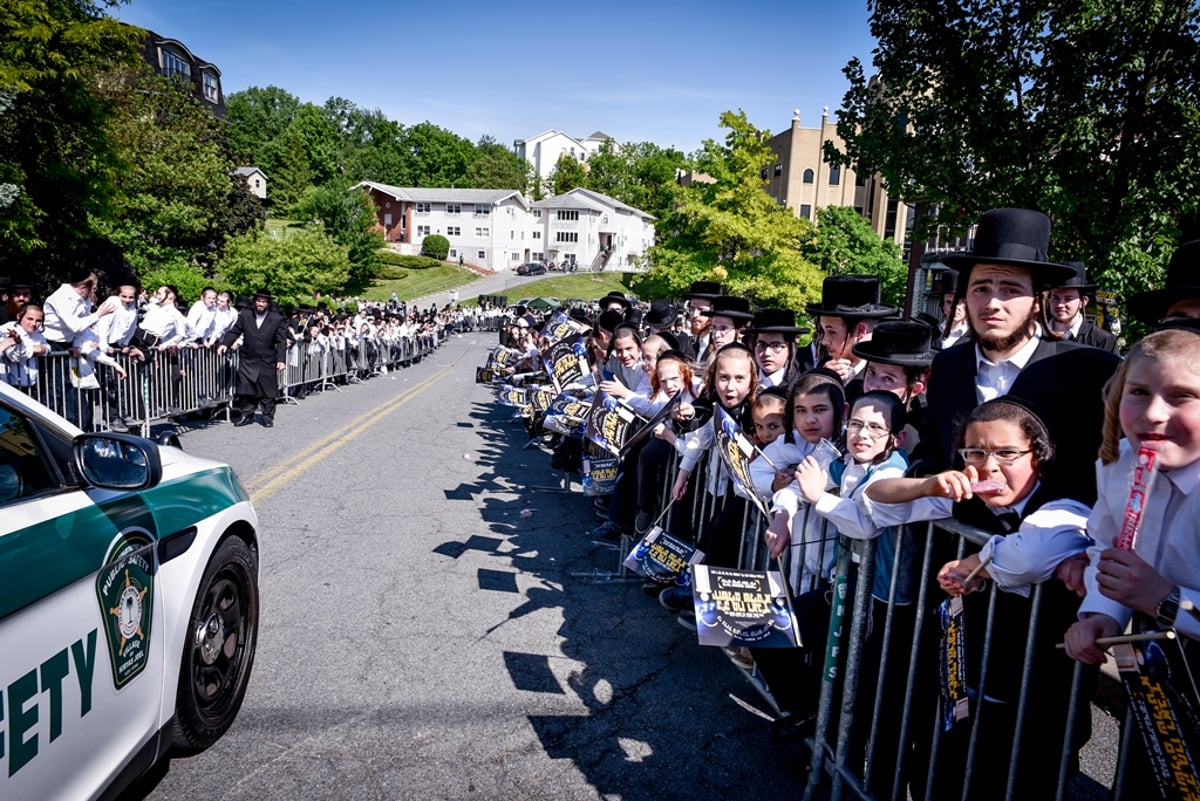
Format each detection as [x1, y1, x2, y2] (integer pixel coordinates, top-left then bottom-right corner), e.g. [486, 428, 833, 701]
[245, 358, 461, 505]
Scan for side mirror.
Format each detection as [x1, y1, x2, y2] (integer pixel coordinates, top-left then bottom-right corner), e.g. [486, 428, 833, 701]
[74, 433, 163, 491]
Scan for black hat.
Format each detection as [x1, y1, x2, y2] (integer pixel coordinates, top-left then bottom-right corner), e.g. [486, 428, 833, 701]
[1051, 261, 1098, 295]
[253, 288, 273, 301]
[655, 331, 682, 351]
[941, 208, 1076, 287]
[599, 290, 630, 310]
[0, 276, 8, 291]
[624, 307, 643, 327]
[681, 280, 723, 300]
[851, 321, 936, 367]
[67, 265, 94, 285]
[913, 312, 942, 331]
[1127, 241, 1200, 325]
[568, 307, 592, 325]
[701, 295, 754, 322]
[235, 294, 251, 310]
[596, 309, 624, 335]
[744, 308, 810, 336]
[931, 268, 958, 296]
[643, 298, 678, 329]
[805, 274, 898, 319]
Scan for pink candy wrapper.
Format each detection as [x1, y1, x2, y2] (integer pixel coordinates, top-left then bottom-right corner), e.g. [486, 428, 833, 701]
[970, 479, 1007, 494]
[1115, 447, 1160, 551]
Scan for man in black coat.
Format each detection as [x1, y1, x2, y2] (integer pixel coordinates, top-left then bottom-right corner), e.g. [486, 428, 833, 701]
[218, 289, 287, 428]
[1046, 261, 1120, 353]
[912, 209, 1120, 504]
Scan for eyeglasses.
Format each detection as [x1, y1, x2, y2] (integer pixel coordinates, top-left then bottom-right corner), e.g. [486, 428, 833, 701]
[958, 448, 1032, 466]
[754, 341, 788, 352]
[846, 420, 891, 437]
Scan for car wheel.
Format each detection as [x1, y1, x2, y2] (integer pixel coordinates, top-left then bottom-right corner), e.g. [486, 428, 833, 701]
[172, 536, 259, 753]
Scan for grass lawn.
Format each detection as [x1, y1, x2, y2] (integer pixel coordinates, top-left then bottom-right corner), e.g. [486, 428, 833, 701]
[463, 272, 638, 305]
[360, 264, 478, 302]
[264, 218, 302, 236]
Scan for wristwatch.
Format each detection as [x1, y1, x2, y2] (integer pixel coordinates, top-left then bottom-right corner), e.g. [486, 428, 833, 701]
[1155, 585, 1182, 630]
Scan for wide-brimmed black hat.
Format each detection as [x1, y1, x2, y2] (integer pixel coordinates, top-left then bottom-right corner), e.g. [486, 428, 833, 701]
[701, 295, 754, 322]
[1051, 261, 1097, 295]
[624, 307, 643, 327]
[852, 321, 936, 367]
[941, 208, 1076, 287]
[1128, 241, 1200, 325]
[654, 331, 682, 351]
[930, 269, 958, 296]
[568, 307, 592, 325]
[235, 294, 251, 310]
[681, 280, 723, 300]
[596, 309, 625, 335]
[744, 308, 810, 336]
[599, 290, 630, 310]
[805, 275, 898, 319]
[253, 288, 273, 301]
[643, 298, 678, 329]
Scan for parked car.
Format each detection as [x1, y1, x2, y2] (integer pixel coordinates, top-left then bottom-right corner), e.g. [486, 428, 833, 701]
[516, 262, 547, 276]
[0, 381, 261, 801]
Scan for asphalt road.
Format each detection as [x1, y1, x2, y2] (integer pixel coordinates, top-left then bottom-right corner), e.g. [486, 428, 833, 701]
[121, 331, 1121, 801]
[122, 331, 807, 801]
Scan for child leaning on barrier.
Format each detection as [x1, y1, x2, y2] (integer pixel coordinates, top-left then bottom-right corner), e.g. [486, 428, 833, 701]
[863, 397, 1092, 801]
[1063, 328, 1200, 794]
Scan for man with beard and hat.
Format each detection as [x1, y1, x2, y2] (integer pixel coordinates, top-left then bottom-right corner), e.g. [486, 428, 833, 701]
[642, 298, 678, 338]
[1046, 261, 1119, 352]
[806, 274, 898, 402]
[933, 269, 969, 349]
[678, 280, 722, 361]
[1127, 239, 1200, 330]
[218, 289, 287, 427]
[743, 308, 811, 388]
[913, 208, 1120, 500]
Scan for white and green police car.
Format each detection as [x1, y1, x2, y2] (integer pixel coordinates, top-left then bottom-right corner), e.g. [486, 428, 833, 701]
[0, 381, 260, 800]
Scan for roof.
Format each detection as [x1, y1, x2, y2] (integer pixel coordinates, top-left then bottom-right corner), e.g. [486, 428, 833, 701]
[353, 182, 527, 208]
[532, 188, 655, 221]
[583, 131, 614, 142]
[233, 166, 266, 178]
[513, 129, 586, 149]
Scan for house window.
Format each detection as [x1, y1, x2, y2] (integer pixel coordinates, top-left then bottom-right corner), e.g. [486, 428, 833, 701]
[384, 213, 393, 227]
[254, 179, 261, 189]
[162, 49, 190, 81]
[774, 164, 782, 176]
[512, 253, 521, 261]
[416, 225, 430, 236]
[475, 227, 489, 237]
[829, 165, 841, 186]
[202, 71, 219, 102]
[446, 203, 461, 215]
[802, 169, 814, 184]
[534, 252, 544, 261]
[477, 250, 486, 260]
[474, 204, 491, 215]
[532, 231, 541, 240]
[447, 226, 461, 236]
[533, 210, 542, 218]
[555, 231, 579, 243]
[414, 202, 431, 213]
[556, 210, 579, 221]
[449, 248, 457, 258]
[799, 204, 812, 220]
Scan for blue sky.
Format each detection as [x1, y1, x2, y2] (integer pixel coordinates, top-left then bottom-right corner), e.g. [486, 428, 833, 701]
[114, 0, 878, 153]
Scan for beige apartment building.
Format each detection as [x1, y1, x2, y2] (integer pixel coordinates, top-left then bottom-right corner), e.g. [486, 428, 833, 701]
[765, 109, 910, 246]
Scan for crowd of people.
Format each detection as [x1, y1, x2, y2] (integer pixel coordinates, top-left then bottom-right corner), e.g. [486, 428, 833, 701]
[480, 208, 1200, 800]
[0, 267, 489, 432]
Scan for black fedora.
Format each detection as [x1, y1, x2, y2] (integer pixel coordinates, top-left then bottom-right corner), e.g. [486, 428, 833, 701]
[805, 275, 898, 319]
[930, 268, 958, 296]
[1051, 261, 1097, 295]
[596, 309, 625, 335]
[599, 290, 630, 310]
[744, 308, 810, 336]
[852, 321, 936, 367]
[624, 307, 643, 327]
[643, 298, 678, 329]
[253, 288, 273, 301]
[1127, 240, 1200, 325]
[681, 280, 723, 300]
[701, 295, 754, 322]
[941, 208, 1076, 287]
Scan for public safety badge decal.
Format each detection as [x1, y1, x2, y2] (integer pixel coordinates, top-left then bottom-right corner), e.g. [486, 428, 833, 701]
[96, 529, 156, 689]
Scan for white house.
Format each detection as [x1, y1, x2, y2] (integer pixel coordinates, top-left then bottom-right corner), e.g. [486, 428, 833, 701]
[532, 188, 655, 272]
[512, 129, 614, 182]
[233, 166, 267, 199]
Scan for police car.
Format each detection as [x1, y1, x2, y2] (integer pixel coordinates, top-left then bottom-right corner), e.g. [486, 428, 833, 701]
[0, 381, 260, 800]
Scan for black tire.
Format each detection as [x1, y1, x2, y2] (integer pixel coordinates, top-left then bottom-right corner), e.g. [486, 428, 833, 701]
[171, 536, 259, 753]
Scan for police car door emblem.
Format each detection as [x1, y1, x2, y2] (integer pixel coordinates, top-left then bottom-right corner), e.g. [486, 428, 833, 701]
[96, 529, 156, 688]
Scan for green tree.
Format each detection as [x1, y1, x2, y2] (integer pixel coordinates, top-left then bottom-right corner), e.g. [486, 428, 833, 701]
[91, 64, 255, 283]
[333, 105, 411, 185]
[420, 233, 449, 260]
[224, 85, 300, 175]
[293, 180, 383, 291]
[464, 135, 528, 191]
[829, 0, 1200, 303]
[804, 206, 906, 306]
[218, 224, 351, 307]
[633, 110, 824, 310]
[548, 153, 587, 196]
[0, 0, 143, 280]
[401, 121, 474, 187]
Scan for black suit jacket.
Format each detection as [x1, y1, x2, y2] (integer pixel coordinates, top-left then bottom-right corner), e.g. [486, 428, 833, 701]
[1067, 319, 1120, 354]
[223, 308, 287, 381]
[912, 337, 1119, 504]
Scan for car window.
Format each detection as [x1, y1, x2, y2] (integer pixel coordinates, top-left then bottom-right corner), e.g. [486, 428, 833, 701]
[0, 406, 60, 505]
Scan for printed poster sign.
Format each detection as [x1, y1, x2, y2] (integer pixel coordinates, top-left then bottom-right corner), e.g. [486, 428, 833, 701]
[624, 526, 704, 587]
[712, 405, 771, 517]
[690, 565, 799, 649]
[618, 393, 681, 459]
[581, 439, 618, 497]
[584, 391, 643, 457]
[546, 336, 587, 393]
[526, 385, 557, 413]
[938, 595, 971, 730]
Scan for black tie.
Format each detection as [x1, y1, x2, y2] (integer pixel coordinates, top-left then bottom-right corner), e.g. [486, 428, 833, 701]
[996, 511, 1021, 533]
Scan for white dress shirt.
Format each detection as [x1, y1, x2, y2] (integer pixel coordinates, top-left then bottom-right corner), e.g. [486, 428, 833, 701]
[975, 329, 1042, 404]
[95, 299, 138, 350]
[42, 283, 102, 344]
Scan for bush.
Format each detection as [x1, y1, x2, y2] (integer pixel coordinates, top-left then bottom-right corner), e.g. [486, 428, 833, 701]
[420, 234, 450, 260]
[376, 266, 409, 280]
